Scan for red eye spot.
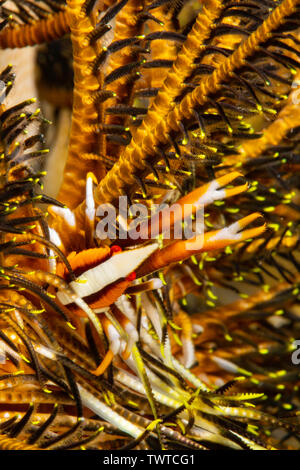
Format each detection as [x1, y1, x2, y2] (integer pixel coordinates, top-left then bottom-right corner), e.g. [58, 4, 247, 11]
[110, 245, 122, 255]
[126, 271, 136, 282]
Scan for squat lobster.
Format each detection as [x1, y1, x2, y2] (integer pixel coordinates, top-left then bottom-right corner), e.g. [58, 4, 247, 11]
[41, 170, 266, 376]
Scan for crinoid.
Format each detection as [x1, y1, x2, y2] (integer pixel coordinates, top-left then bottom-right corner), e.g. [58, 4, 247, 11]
[0, 0, 299, 451]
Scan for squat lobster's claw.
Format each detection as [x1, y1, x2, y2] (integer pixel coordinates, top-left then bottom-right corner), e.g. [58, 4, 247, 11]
[137, 213, 266, 276]
[91, 316, 120, 376]
[121, 171, 248, 246]
[90, 311, 139, 376]
[190, 212, 266, 252]
[92, 350, 114, 376]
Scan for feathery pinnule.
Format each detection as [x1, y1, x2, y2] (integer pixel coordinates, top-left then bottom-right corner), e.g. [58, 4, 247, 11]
[93, 0, 300, 205]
